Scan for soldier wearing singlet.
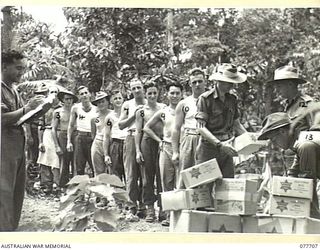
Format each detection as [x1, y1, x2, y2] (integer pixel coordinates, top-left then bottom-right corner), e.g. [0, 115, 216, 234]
[118, 79, 146, 217]
[171, 68, 206, 187]
[143, 82, 183, 227]
[37, 86, 61, 193]
[135, 81, 166, 222]
[52, 90, 78, 188]
[104, 91, 127, 182]
[67, 86, 97, 176]
[90, 92, 111, 175]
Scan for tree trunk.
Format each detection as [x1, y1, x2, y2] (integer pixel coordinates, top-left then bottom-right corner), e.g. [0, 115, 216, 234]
[1, 6, 14, 51]
[167, 9, 174, 56]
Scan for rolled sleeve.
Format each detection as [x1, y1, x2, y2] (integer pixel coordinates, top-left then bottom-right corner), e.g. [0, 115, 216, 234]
[1, 103, 9, 113]
[196, 95, 209, 122]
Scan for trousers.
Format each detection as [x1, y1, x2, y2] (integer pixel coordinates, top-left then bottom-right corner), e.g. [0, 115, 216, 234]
[123, 134, 142, 208]
[91, 138, 108, 175]
[57, 131, 74, 187]
[159, 142, 178, 192]
[195, 139, 235, 178]
[178, 133, 200, 188]
[109, 138, 125, 182]
[140, 136, 159, 206]
[0, 132, 25, 231]
[74, 132, 94, 176]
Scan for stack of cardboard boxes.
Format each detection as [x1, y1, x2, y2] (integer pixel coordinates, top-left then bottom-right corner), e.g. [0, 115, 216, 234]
[160, 132, 320, 233]
[242, 176, 318, 233]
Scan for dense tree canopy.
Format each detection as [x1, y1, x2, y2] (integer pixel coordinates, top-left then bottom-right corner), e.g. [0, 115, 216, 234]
[3, 7, 320, 120]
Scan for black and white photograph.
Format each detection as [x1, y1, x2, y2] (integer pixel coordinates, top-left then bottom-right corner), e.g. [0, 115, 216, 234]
[1, 5, 320, 237]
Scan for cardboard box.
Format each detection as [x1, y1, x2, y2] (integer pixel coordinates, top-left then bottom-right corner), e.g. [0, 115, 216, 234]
[207, 212, 242, 233]
[271, 176, 313, 200]
[214, 178, 258, 201]
[269, 195, 310, 217]
[161, 188, 212, 211]
[233, 132, 269, 155]
[241, 215, 259, 233]
[169, 210, 208, 232]
[180, 159, 222, 188]
[254, 214, 296, 234]
[295, 217, 320, 234]
[214, 199, 257, 215]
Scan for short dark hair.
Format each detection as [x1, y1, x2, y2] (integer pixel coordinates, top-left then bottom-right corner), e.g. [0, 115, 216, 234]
[166, 81, 183, 92]
[77, 85, 88, 94]
[189, 68, 205, 78]
[2, 50, 24, 66]
[143, 81, 158, 91]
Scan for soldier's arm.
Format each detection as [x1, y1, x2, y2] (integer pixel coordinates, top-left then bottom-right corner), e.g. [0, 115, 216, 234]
[135, 109, 144, 155]
[233, 118, 247, 136]
[103, 115, 113, 158]
[51, 110, 60, 148]
[172, 100, 185, 156]
[195, 96, 221, 145]
[144, 110, 163, 143]
[1, 95, 43, 126]
[67, 105, 77, 144]
[91, 117, 97, 140]
[119, 101, 132, 129]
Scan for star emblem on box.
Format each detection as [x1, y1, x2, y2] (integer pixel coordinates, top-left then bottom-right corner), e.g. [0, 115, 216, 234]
[276, 199, 289, 212]
[280, 180, 292, 192]
[191, 193, 199, 204]
[211, 224, 234, 233]
[190, 168, 201, 179]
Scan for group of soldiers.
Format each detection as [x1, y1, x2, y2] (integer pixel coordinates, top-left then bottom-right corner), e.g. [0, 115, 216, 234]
[1, 50, 320, 232]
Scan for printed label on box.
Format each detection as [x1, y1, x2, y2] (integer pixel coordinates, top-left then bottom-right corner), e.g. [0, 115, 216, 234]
[214, 199, 257, 215]
[161, 188, 212, 211]
[272, 176, 313, 200]
[269, 195, 310, 217]
[233, 132, 268, 155]
[181, 159, 222, 188]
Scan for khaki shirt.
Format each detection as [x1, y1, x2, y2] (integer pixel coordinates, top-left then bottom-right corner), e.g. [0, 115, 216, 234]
[1, 81, 24, 136]
[195, 87, 239, 140]
[285, 94, 316, 133]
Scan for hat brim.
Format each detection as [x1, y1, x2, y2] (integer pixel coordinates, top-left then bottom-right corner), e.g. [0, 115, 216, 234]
[267, 78, 307, 84]
[57, 91, 78, 103]
[257, 122, 290, 140]
[209, 72, 247, 84]
[92, 96, 109, 106]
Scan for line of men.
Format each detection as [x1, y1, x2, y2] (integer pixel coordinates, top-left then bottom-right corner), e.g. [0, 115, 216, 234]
[1, 49, 320, 232]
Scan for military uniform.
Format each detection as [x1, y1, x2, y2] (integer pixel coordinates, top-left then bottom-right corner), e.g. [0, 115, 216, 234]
[0, 81, 25, 231]
[285, 94, 315, 133]
[195, 87, 239, 177]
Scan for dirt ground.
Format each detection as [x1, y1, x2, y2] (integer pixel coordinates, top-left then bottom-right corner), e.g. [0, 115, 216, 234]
[18, 193, 169, 232]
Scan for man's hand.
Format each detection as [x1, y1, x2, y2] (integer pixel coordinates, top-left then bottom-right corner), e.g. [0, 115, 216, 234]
[220, 144, 238, 157]
[104, 155, 112, 166]
[66, 142, 73, 152]
[39, 143, 45, 152]
[172, 152, 179, 167]
[55, 146, 63, 155]
[136, 151, 144, 165]
[25, 95, 44, 112]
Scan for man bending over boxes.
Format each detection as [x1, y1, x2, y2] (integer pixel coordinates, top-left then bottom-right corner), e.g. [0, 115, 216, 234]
[195, 63, 247, 177]
[257, 112, 320, 219]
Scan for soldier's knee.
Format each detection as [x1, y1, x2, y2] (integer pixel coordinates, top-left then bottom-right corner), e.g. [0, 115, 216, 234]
[298, 141, 318, 152]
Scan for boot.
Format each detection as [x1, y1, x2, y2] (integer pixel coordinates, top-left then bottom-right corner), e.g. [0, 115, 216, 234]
[145, 206, 156, 223]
